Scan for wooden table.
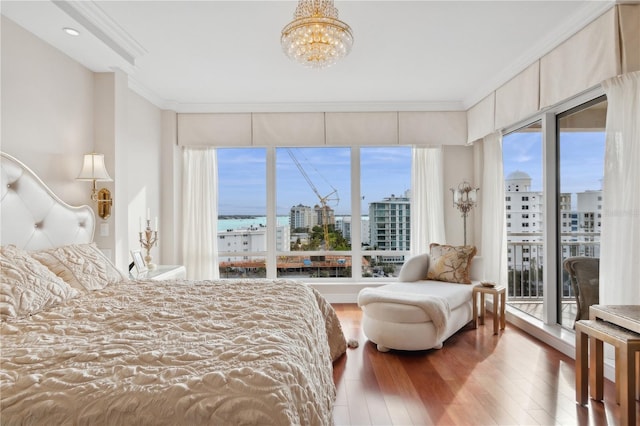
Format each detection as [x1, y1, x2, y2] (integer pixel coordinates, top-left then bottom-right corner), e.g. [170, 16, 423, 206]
[472, 285, 506, 335]
[588, 305, 640, 425]
[590, 305, 640, 333]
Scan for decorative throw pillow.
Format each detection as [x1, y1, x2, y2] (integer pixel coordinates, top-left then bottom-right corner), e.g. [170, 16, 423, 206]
[31, 243, 127, 292]
[0, 245, 78, 320]
[398, 253, 431, 282]
[426, 243, 477, 284]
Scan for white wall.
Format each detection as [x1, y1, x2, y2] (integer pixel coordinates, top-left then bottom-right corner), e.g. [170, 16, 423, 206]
[126, 91, 162, 266]
[443, 145, 476, 246]
[1, 16, 93, 206]
[1, 16, 163, 271]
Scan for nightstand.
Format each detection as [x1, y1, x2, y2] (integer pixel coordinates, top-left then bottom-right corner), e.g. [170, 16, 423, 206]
[473, 284, 506, 335]
[132, 265, 186, 280]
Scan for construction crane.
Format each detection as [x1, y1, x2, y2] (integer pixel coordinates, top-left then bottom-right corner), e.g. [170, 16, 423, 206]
[287, 149, 339, 250]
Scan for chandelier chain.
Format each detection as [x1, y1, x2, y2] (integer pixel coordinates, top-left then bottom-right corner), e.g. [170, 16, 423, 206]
[294, 0, 339, 19]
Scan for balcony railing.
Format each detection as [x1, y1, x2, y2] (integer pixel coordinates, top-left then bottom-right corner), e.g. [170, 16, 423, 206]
[507, 232, 600, 302]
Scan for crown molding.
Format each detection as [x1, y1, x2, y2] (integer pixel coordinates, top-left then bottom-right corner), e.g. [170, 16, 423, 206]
[462, 0, 616, 110]
[169, 101, 466, 113]
[127, 76, 178, 111]
[52, 0, 147, 66]
[127, 75, 465, 113]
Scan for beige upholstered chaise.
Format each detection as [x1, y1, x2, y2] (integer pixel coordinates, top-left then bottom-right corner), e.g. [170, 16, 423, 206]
[358, 249, 482, 352]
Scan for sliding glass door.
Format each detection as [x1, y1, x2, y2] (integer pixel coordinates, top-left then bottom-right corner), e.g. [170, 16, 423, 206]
[503, 121, 545, 322]
[557, 97, 606, 328]
[502, 94, 607, 326]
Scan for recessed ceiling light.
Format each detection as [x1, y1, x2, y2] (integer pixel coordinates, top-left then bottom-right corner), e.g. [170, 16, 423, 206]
[63, 27, 80, 36]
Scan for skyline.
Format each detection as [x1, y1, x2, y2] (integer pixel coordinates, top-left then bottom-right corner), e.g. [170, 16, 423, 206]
[218, 147, 411, 216]
[217, 133, 604, 216]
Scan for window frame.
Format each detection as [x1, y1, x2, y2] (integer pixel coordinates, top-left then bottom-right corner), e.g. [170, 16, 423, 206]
[502, 86, 605, 326]
[218, 145, 411, 283]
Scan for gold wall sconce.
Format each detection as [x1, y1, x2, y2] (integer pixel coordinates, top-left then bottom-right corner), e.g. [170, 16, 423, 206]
[77, 153, 113, 219]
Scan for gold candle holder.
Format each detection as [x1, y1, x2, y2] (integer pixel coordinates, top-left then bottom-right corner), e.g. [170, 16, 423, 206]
[139, 218, 158, 270]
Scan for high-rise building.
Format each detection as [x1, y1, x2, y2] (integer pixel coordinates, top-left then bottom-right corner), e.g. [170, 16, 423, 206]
[314, 204, 335, 227]
[369, 193, 410, 253]
[289, 204, 314, 230]
[505, 171, 601, 270]
[290, 203, 335, 231]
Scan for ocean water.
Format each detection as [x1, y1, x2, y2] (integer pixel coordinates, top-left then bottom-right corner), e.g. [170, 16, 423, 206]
[218, 216, 289, 231]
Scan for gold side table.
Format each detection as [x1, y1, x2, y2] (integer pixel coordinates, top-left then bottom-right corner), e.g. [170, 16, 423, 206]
[473, 285, 506, 335]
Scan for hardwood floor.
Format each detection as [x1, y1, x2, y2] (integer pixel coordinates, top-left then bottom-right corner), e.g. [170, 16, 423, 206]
[331, 303, 638, 426]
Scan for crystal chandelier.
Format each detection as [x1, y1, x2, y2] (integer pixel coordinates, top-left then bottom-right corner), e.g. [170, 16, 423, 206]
[281, 0, 353, 69]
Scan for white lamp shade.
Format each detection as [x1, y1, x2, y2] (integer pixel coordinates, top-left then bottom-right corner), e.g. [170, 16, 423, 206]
[77, 153, 112, 181]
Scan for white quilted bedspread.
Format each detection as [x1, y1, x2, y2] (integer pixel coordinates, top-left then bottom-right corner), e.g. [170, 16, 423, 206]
[0, 279, 346, 425]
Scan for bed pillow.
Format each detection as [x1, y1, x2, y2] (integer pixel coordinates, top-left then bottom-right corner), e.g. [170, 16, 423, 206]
[0, 245, 79, 320]
[31, 243, 127, 292]
[426, 243, 477, 284]
[398, 253, 431, 282]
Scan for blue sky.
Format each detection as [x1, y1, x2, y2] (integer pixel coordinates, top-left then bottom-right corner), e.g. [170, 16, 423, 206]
[217, 147, 411, 216]
[503, 131, 605, 194]
[217, 134, 604, 216]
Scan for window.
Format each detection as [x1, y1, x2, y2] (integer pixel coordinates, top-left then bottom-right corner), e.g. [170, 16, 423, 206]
[217, 146, 411, 281]
[361, 147, 411, 278]
[503, 94, 606, 328]
[217, 148, 267, 277]
[503, 120, 543, 321]
[557, 96, 606, 328]
[277, 147, 351, 278]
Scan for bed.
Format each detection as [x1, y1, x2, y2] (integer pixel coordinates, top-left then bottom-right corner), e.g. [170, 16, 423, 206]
[358, 249, 483, 352]
[0, 152, 347, 425]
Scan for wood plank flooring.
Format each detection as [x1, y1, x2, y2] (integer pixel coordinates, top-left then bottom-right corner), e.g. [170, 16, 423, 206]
[331, 303, 638, 425]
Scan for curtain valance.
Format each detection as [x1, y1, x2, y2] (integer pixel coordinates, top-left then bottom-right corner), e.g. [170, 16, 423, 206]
[540, 8, 618, 109]
[177, 111, 467, 147]
[467, 4, 638, 143]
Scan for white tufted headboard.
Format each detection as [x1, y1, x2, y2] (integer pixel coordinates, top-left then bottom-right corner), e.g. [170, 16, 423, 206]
[1, 152, 95, 250]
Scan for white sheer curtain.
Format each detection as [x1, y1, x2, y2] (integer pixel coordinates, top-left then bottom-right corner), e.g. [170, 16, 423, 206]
[480, 132, 508, 284]
[410, 146, 446, 256]
[599, 71, 640, 305]
[182, 147, 219, 280]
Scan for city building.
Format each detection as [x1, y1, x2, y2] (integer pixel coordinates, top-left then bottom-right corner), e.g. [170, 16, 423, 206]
[289, 204, 315, 230]
[314, 204, 335, 228]
[506, 171, 602, 270]
[369, 192, 411, 256]
[334, 215, 371, 247]
[218, 224, 290, 263]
